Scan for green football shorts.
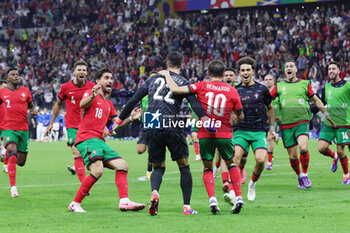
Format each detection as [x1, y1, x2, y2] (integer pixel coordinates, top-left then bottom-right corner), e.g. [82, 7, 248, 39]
[319, 125, 350, 145]
[233, 130, 267, 156]
[67, 128, 78, 146]
[281, 123, 309, 148]
[76, 138, 122, 169]
[3, 130, 29, 153]
[199, 138, 234, 161]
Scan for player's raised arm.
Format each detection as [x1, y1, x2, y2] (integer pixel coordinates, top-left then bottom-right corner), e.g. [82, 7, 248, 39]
[118, 85, 148, 121]
[45, 98, 63, 136]
[159, 70, 190, 94]
[310, 94, 336, 127]
[80, 84, 100, 109]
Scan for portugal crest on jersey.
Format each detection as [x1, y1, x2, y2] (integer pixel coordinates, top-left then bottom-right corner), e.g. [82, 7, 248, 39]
[20, 92, 26, 101]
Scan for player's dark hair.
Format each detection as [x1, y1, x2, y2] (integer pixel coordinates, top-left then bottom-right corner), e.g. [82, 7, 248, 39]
[166, 52, 183, 68]
[208, 60, 225, 78]
[5, 67, 18, 77]
[284, 59, 297, 67]
[237, 57, 255, 71]
[149, 71, 158, 77]
[95, 68, 112, 81]
[328, 61, 340, 69]
[74, 61, 88, 70]
[225, 67, 236, 75]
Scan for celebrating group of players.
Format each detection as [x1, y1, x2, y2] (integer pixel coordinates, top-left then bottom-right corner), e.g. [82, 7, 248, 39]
[0, 51, 349, 216]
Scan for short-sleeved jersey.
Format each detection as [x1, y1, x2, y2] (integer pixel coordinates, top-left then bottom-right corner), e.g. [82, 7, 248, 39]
[233, 82, 272, 132]
[0, 86, 32, 131]
[324, 80, 350, 127]
[189, 80, 243, 139]
[58, 80, 95, 129]
[0, 104, 5, 130]
[270, 79, 314, 129]
[75, 90, 117, 144]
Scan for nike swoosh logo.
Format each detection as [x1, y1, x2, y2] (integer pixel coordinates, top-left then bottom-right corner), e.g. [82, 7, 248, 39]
[69, 92, 75, 94]
[4, 96, 9, 98]
[97, 102, 101, 105]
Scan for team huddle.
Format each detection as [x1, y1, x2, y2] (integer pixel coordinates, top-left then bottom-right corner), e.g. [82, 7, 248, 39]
[0, 52, 349, 216]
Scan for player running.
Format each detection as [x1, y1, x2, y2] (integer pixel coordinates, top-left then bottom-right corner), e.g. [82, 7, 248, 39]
[264, 74, 280, 170]
[68, 68, 145, 212]
[163, 60, 245, 214]
[0, 68, 38, 197]
[233, 57, 276, 202]
[270, 60, 335, 189]
[114, 52, 208, 216]
[45, 61, 95, 182]
[318, 62, 349, 184]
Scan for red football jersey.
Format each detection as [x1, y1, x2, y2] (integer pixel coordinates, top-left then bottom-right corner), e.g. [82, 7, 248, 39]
[58, 80, 95, 129]
[0, 86, 33, 131]
[189, 81, 242, 139]
[75, 90, 117, 144]
[0, 103, 4, 130]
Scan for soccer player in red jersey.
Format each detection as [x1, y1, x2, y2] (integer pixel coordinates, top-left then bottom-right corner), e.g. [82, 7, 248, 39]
[45, 61, 95, 183]
[0, 68, 38, 197]
[0, 80, 8, 167]
[161, 60, 245, 214]
[68, 68, 145, 212]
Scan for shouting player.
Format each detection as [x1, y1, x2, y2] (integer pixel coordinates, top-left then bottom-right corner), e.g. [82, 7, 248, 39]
[68, 68, 145, 212]
[45, 61, 95, 182]
[318, 62, 349, 184]
[233, 57, 276, 201]
[0, 68, 38, 197]
[114, 52, 208, 216]
[270, 60, 335, 189]
[162, 60, 245, 214]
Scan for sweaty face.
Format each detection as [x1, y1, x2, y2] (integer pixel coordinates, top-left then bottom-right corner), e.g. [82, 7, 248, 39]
[7, 70, 20, 86]
[97, 72, 113, 94]
[328, 64, 340, 81]
[223, 71, 236, 86]
[284, 62, 297, 80]
[74, 65, 88, 83]
[264, 75, 274, 88]
[239, 64, 254, 85]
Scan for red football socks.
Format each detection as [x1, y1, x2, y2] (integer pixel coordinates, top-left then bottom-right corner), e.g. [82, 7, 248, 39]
[289, 159, 301, 176]
[229, 166, 241, 196]
[74, 157, 86, 182]
[340, 156, 349, 174]
[222, 171, 229, 183]
[251, 172, 260, 183]
[4, 151, 8, 165]
[203, 170, 215, 198]
[8, 155, 17, 187]
[300, 151, 309, 174]
[324, 148, 336, 159]
[267, 152, 273, 163]
[73, 174, 98, 203]
[193, 142, 199, 155]
[115, 170, 128, 199]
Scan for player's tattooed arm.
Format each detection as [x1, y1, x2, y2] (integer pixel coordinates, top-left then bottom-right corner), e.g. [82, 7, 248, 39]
[159, 70, 189, 94]
[80, 84, 100, 109]
[310, 95, 336, 127]
[266, 103, 275, 130]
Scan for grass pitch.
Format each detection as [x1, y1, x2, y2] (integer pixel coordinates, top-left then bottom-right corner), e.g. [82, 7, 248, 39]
[0, 139, 349, 233]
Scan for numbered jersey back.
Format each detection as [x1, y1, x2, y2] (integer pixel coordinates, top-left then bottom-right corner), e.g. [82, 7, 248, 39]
[143, 73, 189, 128]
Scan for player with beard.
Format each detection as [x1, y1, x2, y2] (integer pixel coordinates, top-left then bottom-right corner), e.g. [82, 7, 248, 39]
[45, 61, 95, 183]
[317, 62, 349, 184]
[233, 57, 276, 202]
[0, 68, 38, 197]
[270, 60, 335, 189]
[68, 68, 145, 212]
[264, 75, 280, 170]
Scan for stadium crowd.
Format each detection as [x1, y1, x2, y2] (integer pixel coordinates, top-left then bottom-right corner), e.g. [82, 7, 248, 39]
[0, 0, 349, 131]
